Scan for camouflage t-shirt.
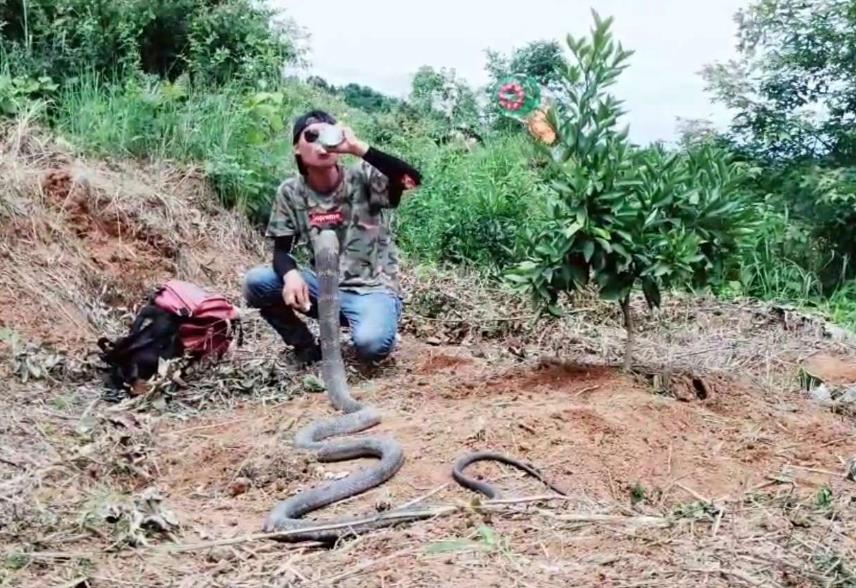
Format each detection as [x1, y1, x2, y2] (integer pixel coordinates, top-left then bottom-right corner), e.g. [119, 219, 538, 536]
[265, 161, 401, 295]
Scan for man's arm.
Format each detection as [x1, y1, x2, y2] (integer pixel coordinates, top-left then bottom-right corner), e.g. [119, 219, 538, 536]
[363, 147, 422, 187]
[362, 147, 422, 207]
[265, 182, 310, 310]
[272, 235, 297, 278]
[272, 234, 310, 311]
[333, 128, 422, 208]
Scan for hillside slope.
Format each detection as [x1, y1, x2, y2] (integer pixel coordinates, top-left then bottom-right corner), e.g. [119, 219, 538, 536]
[1, 124, 856, 588]
[0, 121, 262, 352]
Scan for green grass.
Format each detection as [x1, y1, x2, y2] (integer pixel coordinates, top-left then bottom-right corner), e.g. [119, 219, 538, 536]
[819, 281, 856, 330]
[395, 134, 549, 274]
[6, 70, 853, 327]
[48, 73, 374, 223]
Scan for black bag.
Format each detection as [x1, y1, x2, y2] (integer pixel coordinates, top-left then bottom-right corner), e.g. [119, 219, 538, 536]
[97, 303, 184, 394]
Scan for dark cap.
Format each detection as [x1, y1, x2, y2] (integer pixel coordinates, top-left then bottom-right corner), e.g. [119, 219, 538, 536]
[292, 109, 337, 145]
[292, 109, 338, 176]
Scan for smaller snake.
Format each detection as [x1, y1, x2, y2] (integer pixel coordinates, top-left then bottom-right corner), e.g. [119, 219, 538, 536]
[453, 451, 568, 499]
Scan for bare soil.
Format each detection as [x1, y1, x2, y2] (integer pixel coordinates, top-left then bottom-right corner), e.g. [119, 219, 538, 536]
[2, 130, 856, 587]
[154, 342, 856, 531]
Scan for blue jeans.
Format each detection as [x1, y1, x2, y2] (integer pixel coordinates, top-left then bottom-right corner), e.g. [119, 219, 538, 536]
[242, 266, 401, 362]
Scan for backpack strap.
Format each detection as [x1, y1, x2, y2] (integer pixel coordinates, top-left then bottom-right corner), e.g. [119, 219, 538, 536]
[236, 318, 244, 348]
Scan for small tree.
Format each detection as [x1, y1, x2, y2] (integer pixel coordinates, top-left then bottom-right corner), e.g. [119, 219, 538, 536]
[409, 65, 481, 130]
[508, 12, 758, 370]
[485, 40, 566, 90]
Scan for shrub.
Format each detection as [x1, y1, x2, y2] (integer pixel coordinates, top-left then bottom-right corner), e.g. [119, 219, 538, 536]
[508, 13, 758, 369]
[394, 134, 549, 274]
[0, 0, 300, 86]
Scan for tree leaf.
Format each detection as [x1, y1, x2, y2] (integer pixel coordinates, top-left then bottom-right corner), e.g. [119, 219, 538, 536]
[563, 221, 583, 238]
[651, 262, 671, 277]
[582, 240, 595, 262]
[599, 274, 632, 301]
[611, 242, 630, 258]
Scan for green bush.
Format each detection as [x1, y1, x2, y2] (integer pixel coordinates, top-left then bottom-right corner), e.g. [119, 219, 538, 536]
[0, 72, 56, 115]
[50, 74, 373, 223]
[508, 13, 758, 368]
[766, 165, 855, 288]
[821, 281, 856, 330]
[733, 198, 824, 301]
[0, 0, 299, 86]
[394, 134, 549, 274]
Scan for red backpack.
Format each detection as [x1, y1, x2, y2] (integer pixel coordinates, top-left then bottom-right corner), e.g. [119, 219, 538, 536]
[98, 280, 241, 395]
[152, 280, 241, 358]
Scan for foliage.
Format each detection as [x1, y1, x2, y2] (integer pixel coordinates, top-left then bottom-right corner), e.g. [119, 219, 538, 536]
[703, 0, 856, 163]
[675, 117, 723, 150]
[339, 83, 400, 113]
[409, 65, 481, 131]
[395, 134, 549, 274]
[306, 75, 334, 92]
[819, 280, 856, 329]
[0, 72, 56, 115]
[735, 199, 825, 301]
[753, 164, 856, 289]
[486, 40, 565, 90]
[0, 0, 301, 86]
[1, 0, 851, 337]
[50, 74, 373, 224]
[702, 0, 856, 293]
[508, 12, 758, 368]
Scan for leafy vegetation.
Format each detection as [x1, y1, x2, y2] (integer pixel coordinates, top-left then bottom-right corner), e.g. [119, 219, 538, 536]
[0, 0, 853, 335]
[409, 65, 481, 132]
[395, 134, 548, 275]
[703, 0, 856, 294]
[0, 0, 300, 85]
[47, 73, 373, 223]
[507, 13, 758, 368]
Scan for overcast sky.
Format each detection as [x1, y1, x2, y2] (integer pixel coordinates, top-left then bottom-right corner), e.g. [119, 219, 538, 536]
[273, 0, 747, 144]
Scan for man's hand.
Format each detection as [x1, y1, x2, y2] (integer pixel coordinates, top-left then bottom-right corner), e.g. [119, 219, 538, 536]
[283, 270, 311, 312]
[328, 126, 369, 157]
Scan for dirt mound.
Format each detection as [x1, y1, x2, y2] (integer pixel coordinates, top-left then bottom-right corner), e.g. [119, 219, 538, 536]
[25, 339, 850, 587]
[2, 123, 856, 587]
[804, 353, 856, 385]
[0, 122, 263, 352]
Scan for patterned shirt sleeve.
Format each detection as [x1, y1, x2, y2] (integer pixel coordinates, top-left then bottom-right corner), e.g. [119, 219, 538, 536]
[265, 182, 301, 240]
[360, 160, 395, 210]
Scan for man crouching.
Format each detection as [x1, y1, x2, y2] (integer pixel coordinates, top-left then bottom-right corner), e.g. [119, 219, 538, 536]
[243, 109, 422, 365]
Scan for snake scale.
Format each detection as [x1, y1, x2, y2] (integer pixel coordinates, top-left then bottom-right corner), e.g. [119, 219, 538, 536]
[262, 228, 566, 544]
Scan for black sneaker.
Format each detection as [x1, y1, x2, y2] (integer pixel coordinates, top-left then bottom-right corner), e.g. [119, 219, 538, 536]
[293, 342, 322, 366]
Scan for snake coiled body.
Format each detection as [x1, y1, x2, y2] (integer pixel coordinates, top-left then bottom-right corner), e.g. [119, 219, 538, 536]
[263, 229, 566, 544]
[263, 229, 430, 543]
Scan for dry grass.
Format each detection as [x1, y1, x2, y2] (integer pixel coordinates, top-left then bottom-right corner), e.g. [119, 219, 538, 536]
[3, 304, 854, 587]
[0, 118, 263, 351]
[1, 120, 856, 587]
[401, 262, 856, 395]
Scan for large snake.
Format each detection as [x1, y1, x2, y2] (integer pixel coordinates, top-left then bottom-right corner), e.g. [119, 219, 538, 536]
[262, 227, 566, 544]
